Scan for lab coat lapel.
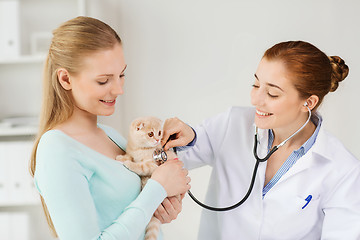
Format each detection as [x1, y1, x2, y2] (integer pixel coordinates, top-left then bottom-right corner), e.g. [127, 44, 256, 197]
[276, 151, 315, 184]
[275, 128, 331, 185]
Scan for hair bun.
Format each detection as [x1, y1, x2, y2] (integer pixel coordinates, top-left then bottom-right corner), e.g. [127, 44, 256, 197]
[329, 56, 349, 92]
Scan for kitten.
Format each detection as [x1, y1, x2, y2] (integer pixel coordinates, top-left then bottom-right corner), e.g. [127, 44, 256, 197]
[116, 116, 177, 240]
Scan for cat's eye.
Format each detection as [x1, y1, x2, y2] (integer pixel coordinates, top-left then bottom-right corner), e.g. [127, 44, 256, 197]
[148, 132, 154, 137]
[158, 131, 161, 136]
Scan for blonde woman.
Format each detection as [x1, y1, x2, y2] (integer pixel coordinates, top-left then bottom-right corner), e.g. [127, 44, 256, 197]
[30, 16, 190, 240]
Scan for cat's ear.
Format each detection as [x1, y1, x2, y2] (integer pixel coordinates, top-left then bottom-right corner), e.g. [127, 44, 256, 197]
[136, 122, 145, 131]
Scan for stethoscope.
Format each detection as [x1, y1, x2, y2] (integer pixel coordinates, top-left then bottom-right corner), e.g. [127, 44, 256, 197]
[154, 103, 312, 211]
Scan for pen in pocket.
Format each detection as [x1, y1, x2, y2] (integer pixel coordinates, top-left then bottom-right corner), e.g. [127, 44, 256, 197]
[302, 195, 312, 209]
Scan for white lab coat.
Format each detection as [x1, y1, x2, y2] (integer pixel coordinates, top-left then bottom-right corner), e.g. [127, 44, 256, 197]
[179, 106, 360, 240]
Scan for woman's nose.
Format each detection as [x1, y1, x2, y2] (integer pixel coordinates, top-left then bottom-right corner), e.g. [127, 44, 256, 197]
[112, 78, 124, 95]
[250, 88, 265, 107]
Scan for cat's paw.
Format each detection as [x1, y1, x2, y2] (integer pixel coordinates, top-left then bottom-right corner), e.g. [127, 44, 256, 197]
[116, 154, 131, 162]
[122, 160, 133, 169]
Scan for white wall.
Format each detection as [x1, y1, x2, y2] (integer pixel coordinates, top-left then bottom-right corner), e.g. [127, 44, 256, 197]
[97, 0, 360, 239]
[108, 0, 360, 155]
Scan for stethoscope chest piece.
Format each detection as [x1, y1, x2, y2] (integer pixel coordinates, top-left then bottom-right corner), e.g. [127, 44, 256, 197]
[153, 148, 168, 165]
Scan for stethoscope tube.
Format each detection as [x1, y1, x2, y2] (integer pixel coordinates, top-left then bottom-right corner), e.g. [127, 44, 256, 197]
[188, 151, 261, 211]
[186, 133, 275, 212]
[186, 106, 312, 212]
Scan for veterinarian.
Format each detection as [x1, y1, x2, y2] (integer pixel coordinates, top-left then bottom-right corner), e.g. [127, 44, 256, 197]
[30, 16, 190, 240]
[162, 41, 360, 239]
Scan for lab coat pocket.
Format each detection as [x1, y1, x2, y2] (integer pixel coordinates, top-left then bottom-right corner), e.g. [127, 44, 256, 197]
[283, 194, 322, 238]
[296, 194, 321, 211]
[264, 193, 322, 238]
[293, 193, 322, 231]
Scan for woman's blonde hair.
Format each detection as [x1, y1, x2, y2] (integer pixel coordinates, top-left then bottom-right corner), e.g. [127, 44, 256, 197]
[29, 16, 121, 237]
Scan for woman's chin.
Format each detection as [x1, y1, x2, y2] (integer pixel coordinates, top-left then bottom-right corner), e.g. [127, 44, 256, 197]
[98, 109, 115, 117]
[254, 119, 272, 130]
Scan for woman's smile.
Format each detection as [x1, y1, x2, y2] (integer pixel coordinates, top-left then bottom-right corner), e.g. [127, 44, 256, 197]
[100, 99, 116, 106]
[256, 109, 273, 117]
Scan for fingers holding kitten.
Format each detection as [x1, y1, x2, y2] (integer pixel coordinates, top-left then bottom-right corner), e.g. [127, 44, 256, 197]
[154, 196, 182, 224]
[151, 159, 191, 196]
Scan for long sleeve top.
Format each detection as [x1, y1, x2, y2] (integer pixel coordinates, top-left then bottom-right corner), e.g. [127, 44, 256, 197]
[34, 124, 166, 240]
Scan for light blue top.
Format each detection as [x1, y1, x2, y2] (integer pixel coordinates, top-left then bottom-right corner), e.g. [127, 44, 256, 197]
[34, 124, 166, 240]
[263, 114, 322, 197]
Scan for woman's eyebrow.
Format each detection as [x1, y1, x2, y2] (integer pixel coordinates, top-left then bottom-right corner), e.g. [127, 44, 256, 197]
[266, 82, 284, 92]
[96, 64, 128, 77]
[254, 73, 284, 92]
[97, 74, 113, 77]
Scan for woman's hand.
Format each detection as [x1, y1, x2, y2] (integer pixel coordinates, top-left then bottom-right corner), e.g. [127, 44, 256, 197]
[151, 158, 191, 197]
[154, 194, 185, 224]
[161, 117, 195, 150]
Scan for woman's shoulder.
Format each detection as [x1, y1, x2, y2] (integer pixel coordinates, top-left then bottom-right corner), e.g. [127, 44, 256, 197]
[229, 106, 256, 115]
[199, 106, 255, 141]
[315, 128, 359, 168]
[38, 130, 73, 152]
[36, 130, 81, 167]
[228, 106, 256, 121]
[205, 106, 254, 122]
[205, 106, 255, 128]
[314, 128, 360, 204]
[35, 130, 84, 179]
[34, 130, 94, 195]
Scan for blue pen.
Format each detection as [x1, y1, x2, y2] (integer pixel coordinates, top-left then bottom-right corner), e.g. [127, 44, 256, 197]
[302, 195, 312, 209]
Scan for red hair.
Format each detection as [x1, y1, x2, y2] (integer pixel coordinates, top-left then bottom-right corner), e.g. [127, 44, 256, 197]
[263, 41, 349, 110]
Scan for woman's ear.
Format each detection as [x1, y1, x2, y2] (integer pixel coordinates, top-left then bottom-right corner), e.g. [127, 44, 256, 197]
[304, 95, 319, 111]
[57, 68, 72, 90]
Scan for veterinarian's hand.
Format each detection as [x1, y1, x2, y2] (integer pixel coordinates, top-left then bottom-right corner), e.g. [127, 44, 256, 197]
[154, 194, 185, 224]
[151, 159, 191, 197]
[162, 117, 195, 150]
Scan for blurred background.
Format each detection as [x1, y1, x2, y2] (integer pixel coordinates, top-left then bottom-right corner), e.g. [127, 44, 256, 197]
[0, 0, 359, 239]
